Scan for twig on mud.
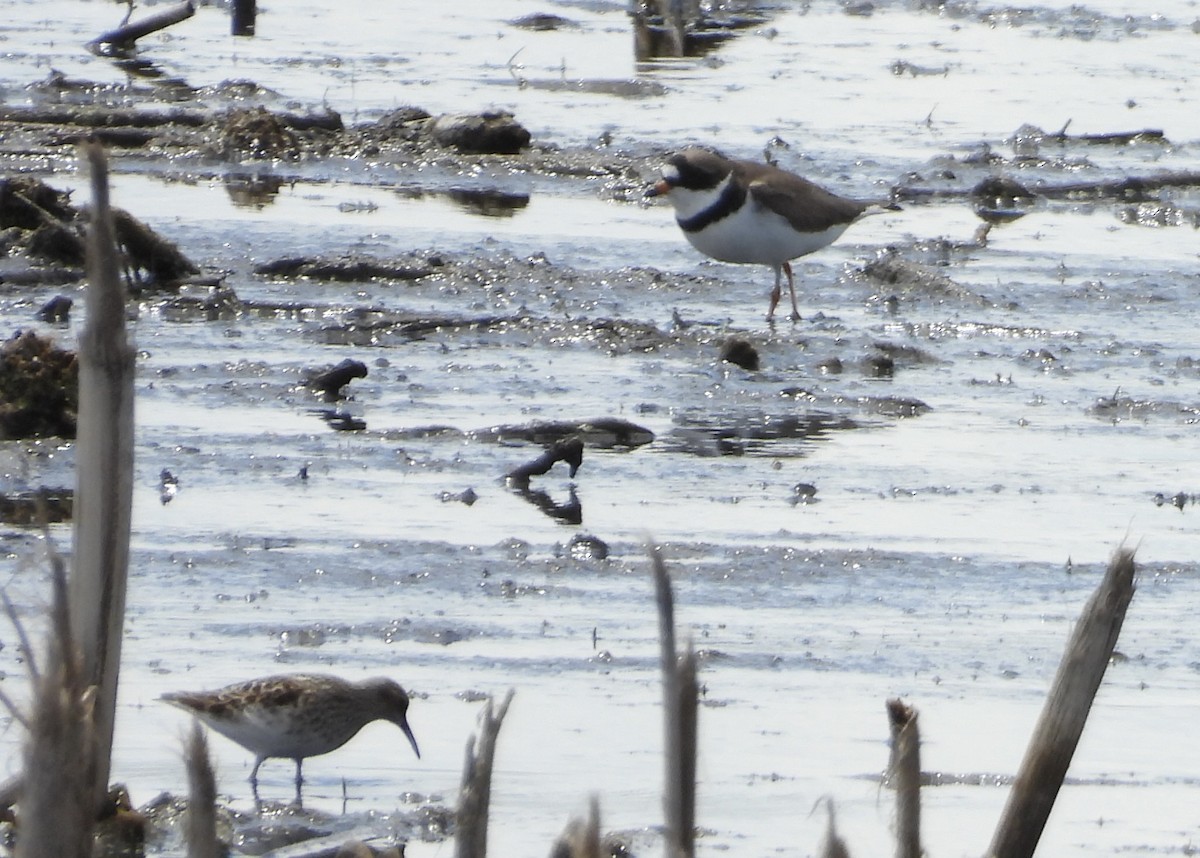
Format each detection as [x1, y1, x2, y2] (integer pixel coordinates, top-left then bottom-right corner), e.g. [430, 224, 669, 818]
[506, 48, 527, 88]
[89, 1, 195, 54]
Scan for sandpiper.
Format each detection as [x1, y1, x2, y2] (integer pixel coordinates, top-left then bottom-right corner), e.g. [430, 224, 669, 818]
[162, 673, 420, 797]
[647, 148, 894, 322]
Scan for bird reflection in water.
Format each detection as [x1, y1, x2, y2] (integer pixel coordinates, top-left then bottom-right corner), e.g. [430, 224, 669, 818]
[506, 436, 584, 525]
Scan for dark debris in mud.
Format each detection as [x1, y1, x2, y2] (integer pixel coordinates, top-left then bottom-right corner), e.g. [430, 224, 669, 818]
[478, 418, 654, 450]
[0, 329, 78, 439]
[137, 790, 452, 857]
[5, 74, 1197, 229]
[1086, 388, 1200, 424]
[0, 487, 73, 525]
[0, 173, 198, 290]
[862, 248, 995, 307]
[253, 253, 438, 282]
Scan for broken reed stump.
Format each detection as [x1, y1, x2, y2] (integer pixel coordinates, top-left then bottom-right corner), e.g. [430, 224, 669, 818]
[549, 795, 602, 858]
[184, 723, 220, 858]
[89, 1, 196, 54]
[816, 799, 852, 858]
[15, 556, 97, 858]
[986, 548, 1136, 858]
[630, 0, 700, 58]
[886, 700, 921, 858]
[455, 689, 516, 858]
[650, 544, 698, 858]
[67, 142, 137, 815]
[231, 0, 256, 36]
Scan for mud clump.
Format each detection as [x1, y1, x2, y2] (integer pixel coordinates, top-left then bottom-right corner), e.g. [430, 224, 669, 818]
[0, 489, 73, 525]
[720, 337, 760, 371]
[254, 253, 437, 282]
[220, 106, 303, 160]
[428, 111, 531, 155]
[1, 174, 198, 289]
[306, 358, 368, 400]
[0, 329, 78, 439]
[1, 175, 87, 267]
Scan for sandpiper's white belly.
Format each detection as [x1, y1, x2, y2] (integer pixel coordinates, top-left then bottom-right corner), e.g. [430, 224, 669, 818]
[682, 202, 850, 266]
[203, 706, 347, 759]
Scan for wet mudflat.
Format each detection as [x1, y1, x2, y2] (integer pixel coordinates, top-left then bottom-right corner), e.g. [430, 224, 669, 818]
[2, 0, 1200, 855]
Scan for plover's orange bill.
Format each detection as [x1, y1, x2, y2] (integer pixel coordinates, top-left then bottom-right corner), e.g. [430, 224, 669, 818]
[647, 148, 897, 322]
[163, 673, 420, 798]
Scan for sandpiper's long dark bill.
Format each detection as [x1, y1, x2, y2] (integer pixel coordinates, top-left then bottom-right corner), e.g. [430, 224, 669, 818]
[647, 148, 893, 322]
[162, 673, 420, 795]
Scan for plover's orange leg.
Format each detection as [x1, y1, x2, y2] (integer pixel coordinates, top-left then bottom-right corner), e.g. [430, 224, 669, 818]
[767, 264, 783, 321]
[783, 261, 801, 322]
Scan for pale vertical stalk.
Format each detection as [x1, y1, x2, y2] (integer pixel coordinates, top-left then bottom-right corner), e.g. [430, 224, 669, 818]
[987, 548, 1136, 858]
[550, 795, 602, 858]
[674, 644, 698, 858]
[651, 545, 696, 858]
[817, 799, 852, 858]
[68, 141, 136, 812]
[185, 722, 220, 858]
[455, 689, 515, 858]
[17, 557, 96, 858]
[886, 699, 921, 858]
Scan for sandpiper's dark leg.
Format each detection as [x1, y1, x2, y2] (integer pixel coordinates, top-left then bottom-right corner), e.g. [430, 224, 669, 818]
[249, 757, 264, 806]
[767, 265, 783, 321]
[784, 261, 801, 322]
[291, 758, 305, 806]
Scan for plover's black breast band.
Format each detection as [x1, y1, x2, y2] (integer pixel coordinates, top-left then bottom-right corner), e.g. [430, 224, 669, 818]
[676, 177, 747, 234]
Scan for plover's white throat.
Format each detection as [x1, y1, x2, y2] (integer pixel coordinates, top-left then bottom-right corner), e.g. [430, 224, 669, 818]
[647, 148, 895, 322]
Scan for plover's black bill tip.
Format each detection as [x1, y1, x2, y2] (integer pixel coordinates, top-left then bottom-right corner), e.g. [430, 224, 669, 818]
[644, 179, 670, 198]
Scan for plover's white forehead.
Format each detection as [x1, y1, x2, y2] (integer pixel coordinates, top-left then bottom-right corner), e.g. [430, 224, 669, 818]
[662, 163, 681, 184]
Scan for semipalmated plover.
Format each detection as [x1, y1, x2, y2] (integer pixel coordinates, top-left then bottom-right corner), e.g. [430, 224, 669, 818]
[647, 148, 894, 322]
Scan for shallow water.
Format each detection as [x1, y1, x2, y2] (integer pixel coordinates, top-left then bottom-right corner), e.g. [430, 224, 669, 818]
[2, 0, 1200, 855]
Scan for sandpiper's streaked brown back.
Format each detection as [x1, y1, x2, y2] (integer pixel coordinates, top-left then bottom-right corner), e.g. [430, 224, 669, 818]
[162, 673, 420, 797]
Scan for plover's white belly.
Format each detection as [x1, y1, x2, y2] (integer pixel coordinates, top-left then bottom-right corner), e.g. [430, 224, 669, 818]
[682, 202, 850, 266]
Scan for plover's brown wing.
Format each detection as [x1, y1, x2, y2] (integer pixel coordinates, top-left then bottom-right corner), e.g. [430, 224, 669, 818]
[745, 172, 868, 234]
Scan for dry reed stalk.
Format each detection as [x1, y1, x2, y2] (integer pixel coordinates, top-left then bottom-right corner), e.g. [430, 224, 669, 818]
[886, 699, 921, 858]
[69, 140, 136, 814]
[454, 688, 515, 858]
[816, 798, 852, 858]
[15, 556, 97, 858]
[986, 548, 1136, 858]
[184, 722, 220, 858]
[549, 795, 602, 858]
[650, 544, 697, 858]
